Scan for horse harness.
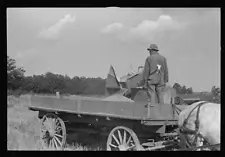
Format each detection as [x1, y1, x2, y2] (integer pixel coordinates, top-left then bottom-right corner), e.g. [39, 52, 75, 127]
[179, 101, 210, 147]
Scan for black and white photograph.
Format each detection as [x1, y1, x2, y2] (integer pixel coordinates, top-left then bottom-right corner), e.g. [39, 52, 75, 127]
[7, 8, 220, 151]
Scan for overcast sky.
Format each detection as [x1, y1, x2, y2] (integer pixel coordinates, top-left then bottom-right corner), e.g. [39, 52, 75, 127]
[7, 8, 220, 92]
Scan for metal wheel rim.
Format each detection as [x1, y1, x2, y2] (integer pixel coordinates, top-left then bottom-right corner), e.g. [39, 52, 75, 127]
[107, 126, 142, 151]
[40, 113, 66, 150]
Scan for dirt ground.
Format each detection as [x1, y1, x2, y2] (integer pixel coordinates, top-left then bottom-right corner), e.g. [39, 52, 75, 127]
[7, 95, 106, 150]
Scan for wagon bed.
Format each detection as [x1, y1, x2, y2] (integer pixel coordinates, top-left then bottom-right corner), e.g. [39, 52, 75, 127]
[28, 95, 185, 123]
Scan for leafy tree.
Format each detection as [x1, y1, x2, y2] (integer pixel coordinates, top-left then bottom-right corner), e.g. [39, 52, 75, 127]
[7, 56, 25, 90]
[173, 83, 193, 94]
[181, 85, 187, 94]
[210, 86, 220, 103]
[71, 76, 88, 95]
[44, 72, 66, 93]
[7, 58, 106, 96]
[173, 83, 182, 94]
[211, 86, 220, 96]
[21, 76, 34, 92]
[84, 77, 105, 95]
[186, 87, 193, 94]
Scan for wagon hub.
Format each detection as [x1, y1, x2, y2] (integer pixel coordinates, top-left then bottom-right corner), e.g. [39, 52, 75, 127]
[49, 127, 55, 137]
[44, 118, 56, 137]
[118, 144, 129, 151]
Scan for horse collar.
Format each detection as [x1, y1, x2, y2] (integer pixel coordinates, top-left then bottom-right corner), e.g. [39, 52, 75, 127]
[180, 101, 208, 146]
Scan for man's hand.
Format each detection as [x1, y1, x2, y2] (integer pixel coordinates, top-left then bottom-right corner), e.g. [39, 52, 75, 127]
[137, 83, 147, 89]
[143, 83, 148, 89]
[137, 80, 147, 89]
[137, 82, 143, 89]
[137, 86, 144, 89]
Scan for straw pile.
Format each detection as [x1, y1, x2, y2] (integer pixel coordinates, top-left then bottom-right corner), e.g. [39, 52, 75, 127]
[102, 94, 134, 102]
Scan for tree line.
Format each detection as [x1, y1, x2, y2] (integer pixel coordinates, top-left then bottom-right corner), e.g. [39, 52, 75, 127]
[7, 56, 105, 96]
[7, 55, 220, 97]
[172, 83, 193, 94]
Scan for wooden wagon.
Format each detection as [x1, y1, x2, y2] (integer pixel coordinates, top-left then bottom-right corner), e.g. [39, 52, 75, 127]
[28, 89, 188, 151]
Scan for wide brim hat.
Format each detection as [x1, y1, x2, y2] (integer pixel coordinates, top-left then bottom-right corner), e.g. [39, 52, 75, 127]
[147, 44, 159, 51]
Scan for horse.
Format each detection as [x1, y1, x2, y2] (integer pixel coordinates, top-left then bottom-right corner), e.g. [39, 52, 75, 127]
[177, 101, 220, 150]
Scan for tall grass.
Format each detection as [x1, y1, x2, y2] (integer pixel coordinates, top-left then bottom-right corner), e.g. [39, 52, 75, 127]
[7, 95, 104, 151]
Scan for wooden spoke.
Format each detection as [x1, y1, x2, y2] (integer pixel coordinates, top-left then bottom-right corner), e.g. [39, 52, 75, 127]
[50, 118, 55, 129]
[52, 118, 55, 125]
[109, 143, 118, 148]
[52, 138, 59, 150]
[47, 140, 50, 149]
[48, 118, 52, 128]
[117, 130, 122, 144]
[53, 119, 58, 130]
[126, 136, 131, 145]
[112, 134, 120, 145]
[50, 118, 54, 127]
[45, 117, 50, 125]
[52, 139, 56, 149]
[52, 140, 55, 150]
[56, 126, 62, 132]
[51, 140, 54, 149]
[54, 136, 62, 147]
[54, 133, 63, 139]
[49, 140, 53, 149]
[55, 120, 60, 129]
[45, 118, 52, 130]
[123, 130, 127, 144]
[128, 144, 135, 150]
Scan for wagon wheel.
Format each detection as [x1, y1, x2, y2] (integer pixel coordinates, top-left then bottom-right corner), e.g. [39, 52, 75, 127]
[107, 126, 143, 151]
[40, 113, 66, 150]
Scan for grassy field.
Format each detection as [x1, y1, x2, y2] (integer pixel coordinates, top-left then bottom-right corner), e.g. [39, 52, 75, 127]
[7, 95, 105, 150]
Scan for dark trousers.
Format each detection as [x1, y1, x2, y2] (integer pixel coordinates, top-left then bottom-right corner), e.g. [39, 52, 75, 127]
[147, 83, 165, 104]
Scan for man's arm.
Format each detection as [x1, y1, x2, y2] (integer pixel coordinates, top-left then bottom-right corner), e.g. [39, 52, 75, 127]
[164, 57, 169, 83]
[142, 57, 150, 86]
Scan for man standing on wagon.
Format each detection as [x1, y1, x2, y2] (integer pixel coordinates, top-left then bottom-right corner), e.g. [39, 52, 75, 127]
[142, 44, 169, 104]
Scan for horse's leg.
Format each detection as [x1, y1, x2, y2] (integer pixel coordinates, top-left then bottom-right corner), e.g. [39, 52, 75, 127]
[178, 130, 187, 149]
[195, 136, 204, 151]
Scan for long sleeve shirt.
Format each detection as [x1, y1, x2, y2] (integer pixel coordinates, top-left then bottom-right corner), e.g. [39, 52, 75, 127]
[142, 52, 168, 85]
